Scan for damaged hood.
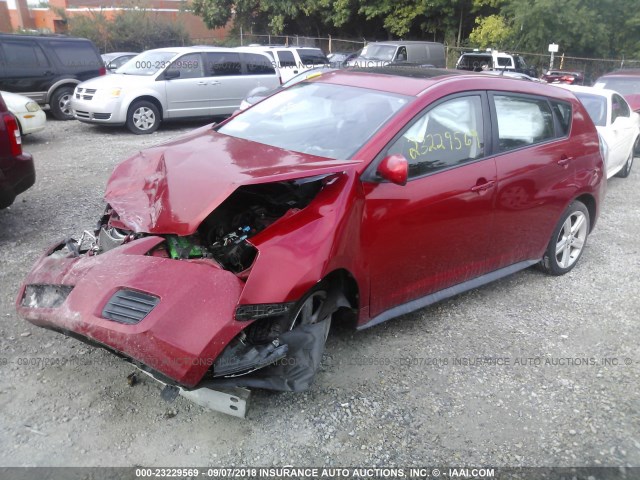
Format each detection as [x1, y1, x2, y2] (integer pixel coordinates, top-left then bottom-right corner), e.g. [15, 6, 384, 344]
[105, 127, 362, 235]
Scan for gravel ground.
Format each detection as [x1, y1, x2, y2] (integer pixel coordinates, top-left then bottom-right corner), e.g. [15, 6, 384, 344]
[0, 118, 639, 468]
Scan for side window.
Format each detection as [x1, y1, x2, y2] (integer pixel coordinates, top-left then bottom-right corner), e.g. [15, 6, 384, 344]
[276, 51, 297, 68]
[243, 53, 275, 75]
[611, 94, 630, 122]
[203, 52, 240, 76]
[296, 49, 327, 65]
[1, 41, 47, 68]
[494, 95, 554, 152]
[387, 95, 485, 179]
[395, 46, 407, 61]
[167, 53, 203, 79]
[50, 41, 102, 69]
[551, 100, 572, 135]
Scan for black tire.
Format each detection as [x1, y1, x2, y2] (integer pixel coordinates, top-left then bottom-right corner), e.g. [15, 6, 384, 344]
[126, 100, 160, 134]
[539, 201, 590, 276]
[616, 141, 636, 178]
[50, 86, 75, 120]
[289, 289, 330, 331]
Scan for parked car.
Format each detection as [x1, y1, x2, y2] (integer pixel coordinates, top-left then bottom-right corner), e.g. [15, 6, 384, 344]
[239, 66, 338, 111]
[0, 92, 36, 209]
[0, 33, 105, 120]
[556, 84, 638, 178]
[327, 51, 359, 67]
[541, 70, 585, 85]
[102, 52, 138, 73]
[18, 68, 605, 402]
[349, 41, 445, 68]
[70, 47, 280, 134]
[456, 49, 536, 77]
[594, 69, 640, 112]
[1, 90, 46, 135]
[241, 46, 328, 82]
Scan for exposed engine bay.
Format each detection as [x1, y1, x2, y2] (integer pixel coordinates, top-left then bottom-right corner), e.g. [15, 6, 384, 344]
[84, 175, 327, 274]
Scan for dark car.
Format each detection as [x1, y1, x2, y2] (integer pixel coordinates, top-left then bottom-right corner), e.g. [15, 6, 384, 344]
[17, 68, 605, 411]
[594, 69, 640, 112]
[0, 92, 35, 209]
[0, 34, 105, 120]
[541, 70, 585, 85]
[101, 51, 138, 73]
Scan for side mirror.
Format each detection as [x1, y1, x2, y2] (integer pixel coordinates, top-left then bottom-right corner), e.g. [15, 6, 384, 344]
[106, 62, 117, 71]
[164, 70, 180, 80]
[377, 154, 408, 186]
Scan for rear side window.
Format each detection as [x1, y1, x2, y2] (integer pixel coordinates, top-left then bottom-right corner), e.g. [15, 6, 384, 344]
[276, 51, 296, 68]
[551, 100, 572, 133]
[204, 52, 241, 76]
[611, 94, 630, 123]
[243, 53, 275, 75]
[387, 95, 485, 178]
[49, 40, 100, 69]
[1, 40, 49, 68]
[296, 49, 328, 66]
[494, 95, 554, 152]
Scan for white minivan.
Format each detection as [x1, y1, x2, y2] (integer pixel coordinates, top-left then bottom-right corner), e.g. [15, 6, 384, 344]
[70, 46, 280, 134]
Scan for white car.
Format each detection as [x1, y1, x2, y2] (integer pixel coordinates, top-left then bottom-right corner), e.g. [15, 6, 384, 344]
[557, 84, 639, 178]
[0, 91, 46, 135]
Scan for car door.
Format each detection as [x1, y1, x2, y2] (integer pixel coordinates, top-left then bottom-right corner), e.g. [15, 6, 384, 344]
[488, 93, 576, 267]
[163, 53, 212, 118]
[0, 39, 54, 103]
[202, 52, 256, 115]
[607, 94, 636, 176]
[273, 50, 299, 82]
[362, 93, 497, 318]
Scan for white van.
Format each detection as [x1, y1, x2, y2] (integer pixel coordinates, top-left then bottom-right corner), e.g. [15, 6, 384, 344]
[241, 46, 329, 82]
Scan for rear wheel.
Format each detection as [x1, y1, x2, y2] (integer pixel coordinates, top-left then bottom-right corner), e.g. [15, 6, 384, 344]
[616, 140, 636, 178]
[50, 86, 74, 120]
[126, 100, 160, 134]
[539, 201, 590, 276]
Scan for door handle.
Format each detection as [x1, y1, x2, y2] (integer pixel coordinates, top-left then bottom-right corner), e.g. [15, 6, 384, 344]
[210, 81, 221, 86]
[470, 180, 495, 192]
[197, 81, 207, 85]
[557, 155, 573, 167]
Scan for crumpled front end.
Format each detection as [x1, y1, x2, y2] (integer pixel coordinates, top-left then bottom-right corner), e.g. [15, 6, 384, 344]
[16, 236, 246, 387]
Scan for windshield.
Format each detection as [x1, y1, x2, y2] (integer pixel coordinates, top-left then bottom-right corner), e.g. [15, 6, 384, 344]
[116, 51, 177, 76]
[361, 45, 397, 61]
[595, 77, 640, 96]
[574, 92, 607, 127]
[219, 83, 410, 159]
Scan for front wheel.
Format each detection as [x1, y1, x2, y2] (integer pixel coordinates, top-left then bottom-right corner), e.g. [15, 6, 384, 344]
[50, 86, 74, 120]
[126, 100, 160, 134]
[539, 201, 590, 276]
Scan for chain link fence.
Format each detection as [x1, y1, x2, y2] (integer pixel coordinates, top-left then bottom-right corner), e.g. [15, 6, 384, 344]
[193, 33, 366, 54]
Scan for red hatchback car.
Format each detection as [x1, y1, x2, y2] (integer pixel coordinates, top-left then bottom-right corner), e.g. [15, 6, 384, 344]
[17, 68, 605, 397]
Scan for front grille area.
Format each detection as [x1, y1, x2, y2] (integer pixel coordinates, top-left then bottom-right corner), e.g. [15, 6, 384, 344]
[75, 88, 97, 100]
[102, 289, 159, 325]
[74, 110, 111, 120]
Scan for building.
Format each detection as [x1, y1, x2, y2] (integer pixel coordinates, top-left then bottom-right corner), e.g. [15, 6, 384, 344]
[0, 0, 230, 44]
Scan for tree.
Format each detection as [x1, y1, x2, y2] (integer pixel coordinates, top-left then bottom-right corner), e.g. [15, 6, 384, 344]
[69, 9, 190, 52]
[468, 14, 513, 49]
